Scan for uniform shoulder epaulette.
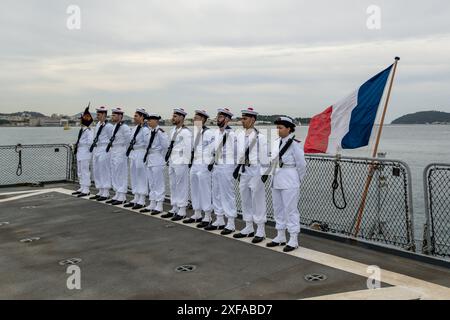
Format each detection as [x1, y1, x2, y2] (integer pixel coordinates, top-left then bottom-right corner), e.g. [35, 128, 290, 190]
[294, 138, 301, 143]
[158, 128, 165, 133]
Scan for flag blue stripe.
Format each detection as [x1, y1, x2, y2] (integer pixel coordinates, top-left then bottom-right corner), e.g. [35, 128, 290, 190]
[341, 65, 393, 150]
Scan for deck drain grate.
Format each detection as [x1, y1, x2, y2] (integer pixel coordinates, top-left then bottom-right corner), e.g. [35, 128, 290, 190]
[20, 237, 41, 243]
[175, 265, 197, 273]
[304, 273, 327, 282]
[0, 222, 10, 227]
[59, 258, 82, 266]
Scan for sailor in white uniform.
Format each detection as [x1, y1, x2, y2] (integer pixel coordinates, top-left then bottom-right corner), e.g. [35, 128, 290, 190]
[123, 108, 150, 210]
[106, 107, 131, 206]
[184, 110, 215, 225]
[89, 106, 114, 201]
[161, 108, 193, 221]
[202, 108, 238, 234]
[266, 116, 306, 252]
[140, 113, 169, 215]
[72, 106, 94, 198]
[233, 107, 270, 243]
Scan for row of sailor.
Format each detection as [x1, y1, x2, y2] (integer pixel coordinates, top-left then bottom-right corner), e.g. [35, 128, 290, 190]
[73, 106, 306, 251]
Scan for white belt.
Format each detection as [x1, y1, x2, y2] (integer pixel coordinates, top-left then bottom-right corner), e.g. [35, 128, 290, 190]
[96, 143, 108, 147]
[78, 143, 90, 147]
[279, 164, 296, 168]
[111, 143, 127, 148]
[132, 146, 146, 151]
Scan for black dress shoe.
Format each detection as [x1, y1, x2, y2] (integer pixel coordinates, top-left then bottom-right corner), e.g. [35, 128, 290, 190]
[161, 212, 174, 219]
[132, 204, 144, 210]
[233, 232, 255, 239]
[106, 199, 115, 204]
[171, 215, 185, 221]
[123, 202, 135, 208]
[77, 193, 90, 198]
[140, 208, 151, 213]
[251, 236, 265, 244]
[183, 218, 203, 224]
[89, 195, 100, 200]
[204, 224, 225, 231]
[283, 245, 298, 252]
[196, 221, 210, 228]
[151, 210, 162, 216]
[266, 241, 286, 247]
[72, 191, 81, 195]
[97, 197, 108, 202]
[221, 228, 235, 235]
[111, 200, 125, 206]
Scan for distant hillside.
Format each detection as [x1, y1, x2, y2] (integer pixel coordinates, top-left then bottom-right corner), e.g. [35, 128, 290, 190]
[250, 114, 311, 125]
[0, 111, 47, 118]
[391, 111, 450, 124]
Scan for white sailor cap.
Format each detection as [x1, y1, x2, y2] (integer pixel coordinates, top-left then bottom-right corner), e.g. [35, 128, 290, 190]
[194, 109, 209, 118]
[217, 108, 233, 118]
[135, 107, 147, 116]
[241, 107, 258, 117]
[147, 112, 161, 120]
[173, 108, 187, 117]
[96, 106, 108, 113]
[112, 107, 124, 114]
[274, 116, 296, 128]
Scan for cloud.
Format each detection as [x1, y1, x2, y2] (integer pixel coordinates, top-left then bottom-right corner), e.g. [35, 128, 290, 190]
[0, 0, 449, 121]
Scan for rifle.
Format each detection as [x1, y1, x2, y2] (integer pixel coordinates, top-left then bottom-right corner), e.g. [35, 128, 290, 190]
[261, 136, 295, 183]
[126, 125, 142, 157]
[89, 123, 106, 153]
[232, 129, 258, 179]
[106, 122, 123, 153]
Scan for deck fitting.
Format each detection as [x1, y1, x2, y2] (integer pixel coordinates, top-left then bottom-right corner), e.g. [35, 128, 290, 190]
[59, 258, 82, 266]
[175, 265, 197, 273]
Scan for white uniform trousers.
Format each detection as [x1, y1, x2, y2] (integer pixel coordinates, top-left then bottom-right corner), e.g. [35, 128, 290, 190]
[212, 165, 237, 219]
[110, 151, 128, 201]
[146, 165, 166, 203]
[271, 188, 301, 234]
[77, 159, 91, 194]
[169, 164, 189, 209]
[190, 164, 213, 212]
[239, 174, 267, 225]
[92, 150, 111, 196]
[129, 150, 148, 205]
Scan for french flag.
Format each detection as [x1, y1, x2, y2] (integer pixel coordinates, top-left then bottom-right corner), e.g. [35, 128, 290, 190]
[304, 64, 394, 154]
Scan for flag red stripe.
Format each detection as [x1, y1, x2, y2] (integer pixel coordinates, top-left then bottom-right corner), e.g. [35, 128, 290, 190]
[304, 106, 332, 154]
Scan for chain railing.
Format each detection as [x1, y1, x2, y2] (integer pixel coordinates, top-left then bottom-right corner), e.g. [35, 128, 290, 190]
[423, 164, 450, 258]
[0, 144, 73, 186]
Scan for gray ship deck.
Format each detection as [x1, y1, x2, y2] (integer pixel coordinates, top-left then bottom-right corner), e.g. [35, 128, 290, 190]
[0, 183, 449, 300]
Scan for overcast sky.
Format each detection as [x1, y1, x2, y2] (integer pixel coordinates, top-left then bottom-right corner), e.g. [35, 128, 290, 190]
[1, 0, 449, 122]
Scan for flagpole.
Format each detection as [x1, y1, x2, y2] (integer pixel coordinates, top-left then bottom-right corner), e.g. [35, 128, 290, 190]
[353, 57, 400, 237]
